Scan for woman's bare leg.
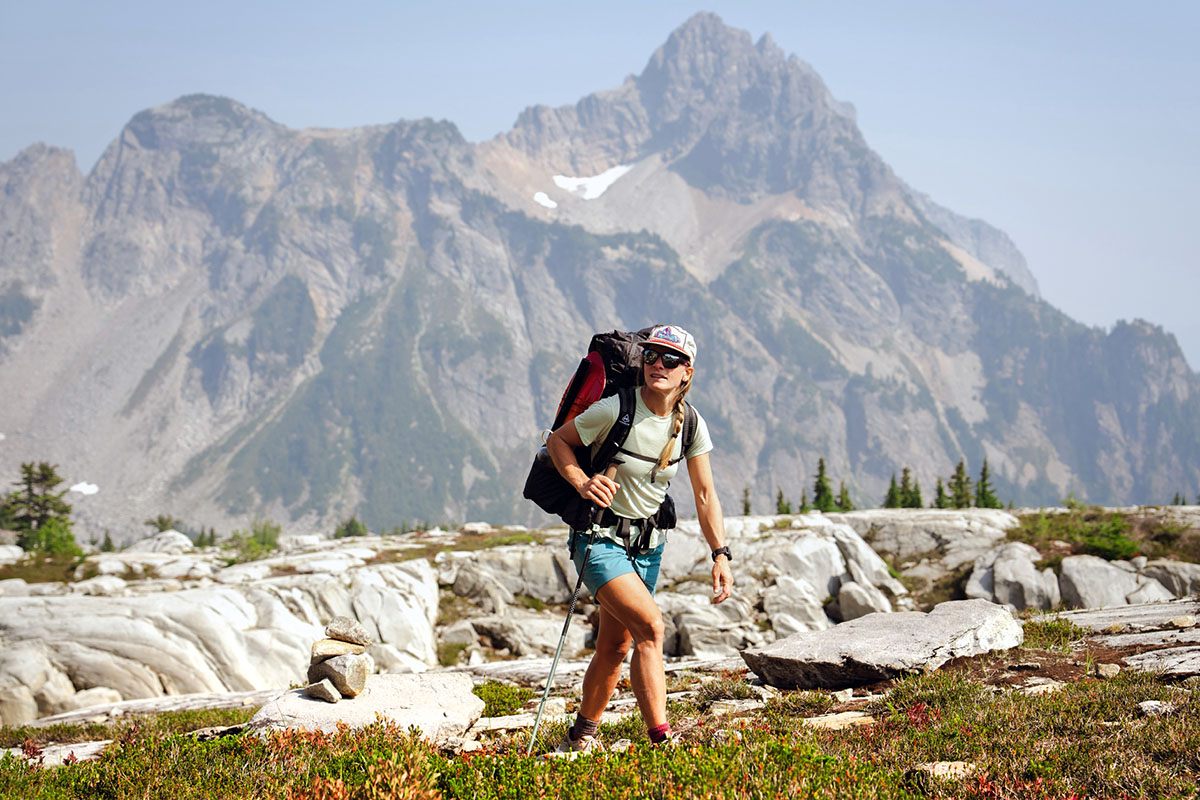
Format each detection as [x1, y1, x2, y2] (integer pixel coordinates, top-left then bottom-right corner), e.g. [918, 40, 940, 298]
[577, 605, 632, 721]
[593, 572, 667, 728]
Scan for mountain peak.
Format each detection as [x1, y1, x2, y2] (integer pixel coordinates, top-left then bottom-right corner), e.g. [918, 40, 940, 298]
[123, 94, 279, 152]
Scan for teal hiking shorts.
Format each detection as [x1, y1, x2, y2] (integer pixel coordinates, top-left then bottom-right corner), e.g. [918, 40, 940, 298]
[570, 528, 665, 598]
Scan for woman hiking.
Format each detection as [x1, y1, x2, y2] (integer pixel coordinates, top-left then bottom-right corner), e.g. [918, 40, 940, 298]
[544, 324, 733, 752]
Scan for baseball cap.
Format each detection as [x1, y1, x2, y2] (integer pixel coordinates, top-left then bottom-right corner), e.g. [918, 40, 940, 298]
[644, 325, 696, 363]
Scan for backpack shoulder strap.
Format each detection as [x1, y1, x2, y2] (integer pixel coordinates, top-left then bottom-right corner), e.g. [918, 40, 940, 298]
[592, 386, 636, 473]
[662, 401, 699, 467]
[681, 401, 698, 455]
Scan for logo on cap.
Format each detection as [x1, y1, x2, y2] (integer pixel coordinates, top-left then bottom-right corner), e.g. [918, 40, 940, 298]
[650, 327, 683, 346]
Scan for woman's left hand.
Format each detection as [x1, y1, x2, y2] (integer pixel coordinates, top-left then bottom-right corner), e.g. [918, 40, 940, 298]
[711, 557, 732, 604]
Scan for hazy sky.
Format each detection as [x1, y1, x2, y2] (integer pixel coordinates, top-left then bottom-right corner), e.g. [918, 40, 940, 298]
[3, 1, 1197, 367]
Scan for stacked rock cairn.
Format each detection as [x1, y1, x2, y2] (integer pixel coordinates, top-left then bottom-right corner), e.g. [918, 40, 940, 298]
[304, 616, 375, 703]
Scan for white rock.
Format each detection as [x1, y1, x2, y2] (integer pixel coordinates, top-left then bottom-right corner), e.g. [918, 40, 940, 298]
[1060, 555, 1171, 609]
[762, 575, 831, 636]
[0, 578, 29, 597]
[54, 686, 123, 713]
[71, 575, 128, 596]
[125, 530, 195, 555]
[1144, 560, 1200, 597]
[838, 581, 891, 621]
[968, 542, 1060, 611]
[742, 599, 1023, 689]
[0, 545, 24, 566]
[249, 673, 484, 744]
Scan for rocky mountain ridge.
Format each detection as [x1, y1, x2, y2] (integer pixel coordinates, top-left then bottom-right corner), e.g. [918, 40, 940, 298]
[1, 13, 1197, 537]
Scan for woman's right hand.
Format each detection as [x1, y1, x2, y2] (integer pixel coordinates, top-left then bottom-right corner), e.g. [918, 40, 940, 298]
[577, 473, 619, 508]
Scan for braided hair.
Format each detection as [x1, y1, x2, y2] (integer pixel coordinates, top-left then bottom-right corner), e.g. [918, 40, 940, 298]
[655, 377, 692, 472]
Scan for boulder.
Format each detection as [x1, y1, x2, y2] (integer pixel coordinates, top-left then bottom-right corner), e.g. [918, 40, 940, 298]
[0, 545, 24, 567]
[760, 536, 848, 597]
[1143, 560, 1200, 597]
[0, 578, 28, 597]
[53, 686, 123, 713]
[966, 542, 1060, 611]
[0, 685, 37, 726]
[837, 581, 890, 621]
[438, 620, 478, 647]
[452, 562, 516, 613]
[325, 616, 374, 646]
[835, 509, 1017, 570]
[448, 548, 571, 604]
[469, 607, 585, 657]
[124, 531, 195, 555]
[1059, 555, 1171, 609]
[656, 593, 766, 659]
[249, 673, 484, 744]
[71, 575, 128, 596]
[762, 575, 832, 636]
[307, 654, 370, 697]
[741, 599, 1023, 689]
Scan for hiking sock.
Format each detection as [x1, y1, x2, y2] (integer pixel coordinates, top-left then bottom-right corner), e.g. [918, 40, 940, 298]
[647, 723, 672, 744]
[570, 714, 600, 741]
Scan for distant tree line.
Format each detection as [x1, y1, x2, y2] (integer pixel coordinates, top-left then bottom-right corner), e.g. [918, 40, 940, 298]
[885, 458, 1003, 509]
[744, 457, 855, 515]
[743, 456, 1012, 515]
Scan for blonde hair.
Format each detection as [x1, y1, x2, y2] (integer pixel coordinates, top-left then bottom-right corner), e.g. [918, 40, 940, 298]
[656, 378, 693, 471]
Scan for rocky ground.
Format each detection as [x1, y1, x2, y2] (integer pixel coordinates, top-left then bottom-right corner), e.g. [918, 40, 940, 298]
[1, 507, 1197, 736]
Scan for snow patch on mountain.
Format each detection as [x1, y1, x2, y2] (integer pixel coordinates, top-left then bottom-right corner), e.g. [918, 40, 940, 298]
[552, 164, 631, 199]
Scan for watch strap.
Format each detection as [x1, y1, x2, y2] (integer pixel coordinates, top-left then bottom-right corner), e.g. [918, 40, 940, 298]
[711, 546, 732, 562]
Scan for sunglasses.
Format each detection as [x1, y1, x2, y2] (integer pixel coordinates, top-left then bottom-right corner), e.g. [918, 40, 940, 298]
[642, 348, 690, 370]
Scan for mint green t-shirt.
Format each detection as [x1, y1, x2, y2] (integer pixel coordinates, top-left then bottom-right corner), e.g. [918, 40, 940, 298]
[572, 390, 713, 531]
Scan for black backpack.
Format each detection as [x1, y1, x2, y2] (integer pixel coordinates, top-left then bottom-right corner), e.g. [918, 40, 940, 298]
[522, 328, 697, 538]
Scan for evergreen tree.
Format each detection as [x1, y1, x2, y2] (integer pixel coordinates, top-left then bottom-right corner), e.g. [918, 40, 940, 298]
[949, 460, 973, 509]
[335, 517, 369, 538]
[899, 467, 915, 507]
[909, 477, 923, 509]
[775, 488, 792, 515]
[0, 492, 16, 529]
[799, 489, 811, 513]
[741, 487, 752, 516]
[883, 474, 900, 509]
[933, 477, 949, 509]
[1173, 492, 1183, 506]
[836, 481, 854, 512]
[101, 531, 115, 552]
[8, 462, 74, 545]
[975, 459, 1001, 508]
[812, 458, 835, 513]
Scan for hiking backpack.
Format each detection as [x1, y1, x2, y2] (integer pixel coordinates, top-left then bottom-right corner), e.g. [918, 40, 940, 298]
[522, 327, 697, 534]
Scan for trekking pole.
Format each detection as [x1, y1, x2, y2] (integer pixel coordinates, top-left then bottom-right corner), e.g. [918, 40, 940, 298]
[527, 463, 619, 756]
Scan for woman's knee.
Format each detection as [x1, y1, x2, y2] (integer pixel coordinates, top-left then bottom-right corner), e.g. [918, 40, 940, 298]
[630, 613, 665, 648]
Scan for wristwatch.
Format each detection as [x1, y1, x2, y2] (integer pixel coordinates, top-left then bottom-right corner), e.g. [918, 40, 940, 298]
[711, 546, 732, 563]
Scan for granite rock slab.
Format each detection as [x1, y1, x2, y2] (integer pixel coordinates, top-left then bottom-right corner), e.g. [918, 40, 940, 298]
[741, 599, 1022, 689]
[249, 673, 484, 743]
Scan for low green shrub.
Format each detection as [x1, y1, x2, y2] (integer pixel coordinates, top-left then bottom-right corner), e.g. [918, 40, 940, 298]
[472, 681, 535, 717]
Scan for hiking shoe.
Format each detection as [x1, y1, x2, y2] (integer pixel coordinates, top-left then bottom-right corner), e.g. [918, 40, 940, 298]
[544, 732, 604, 759]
